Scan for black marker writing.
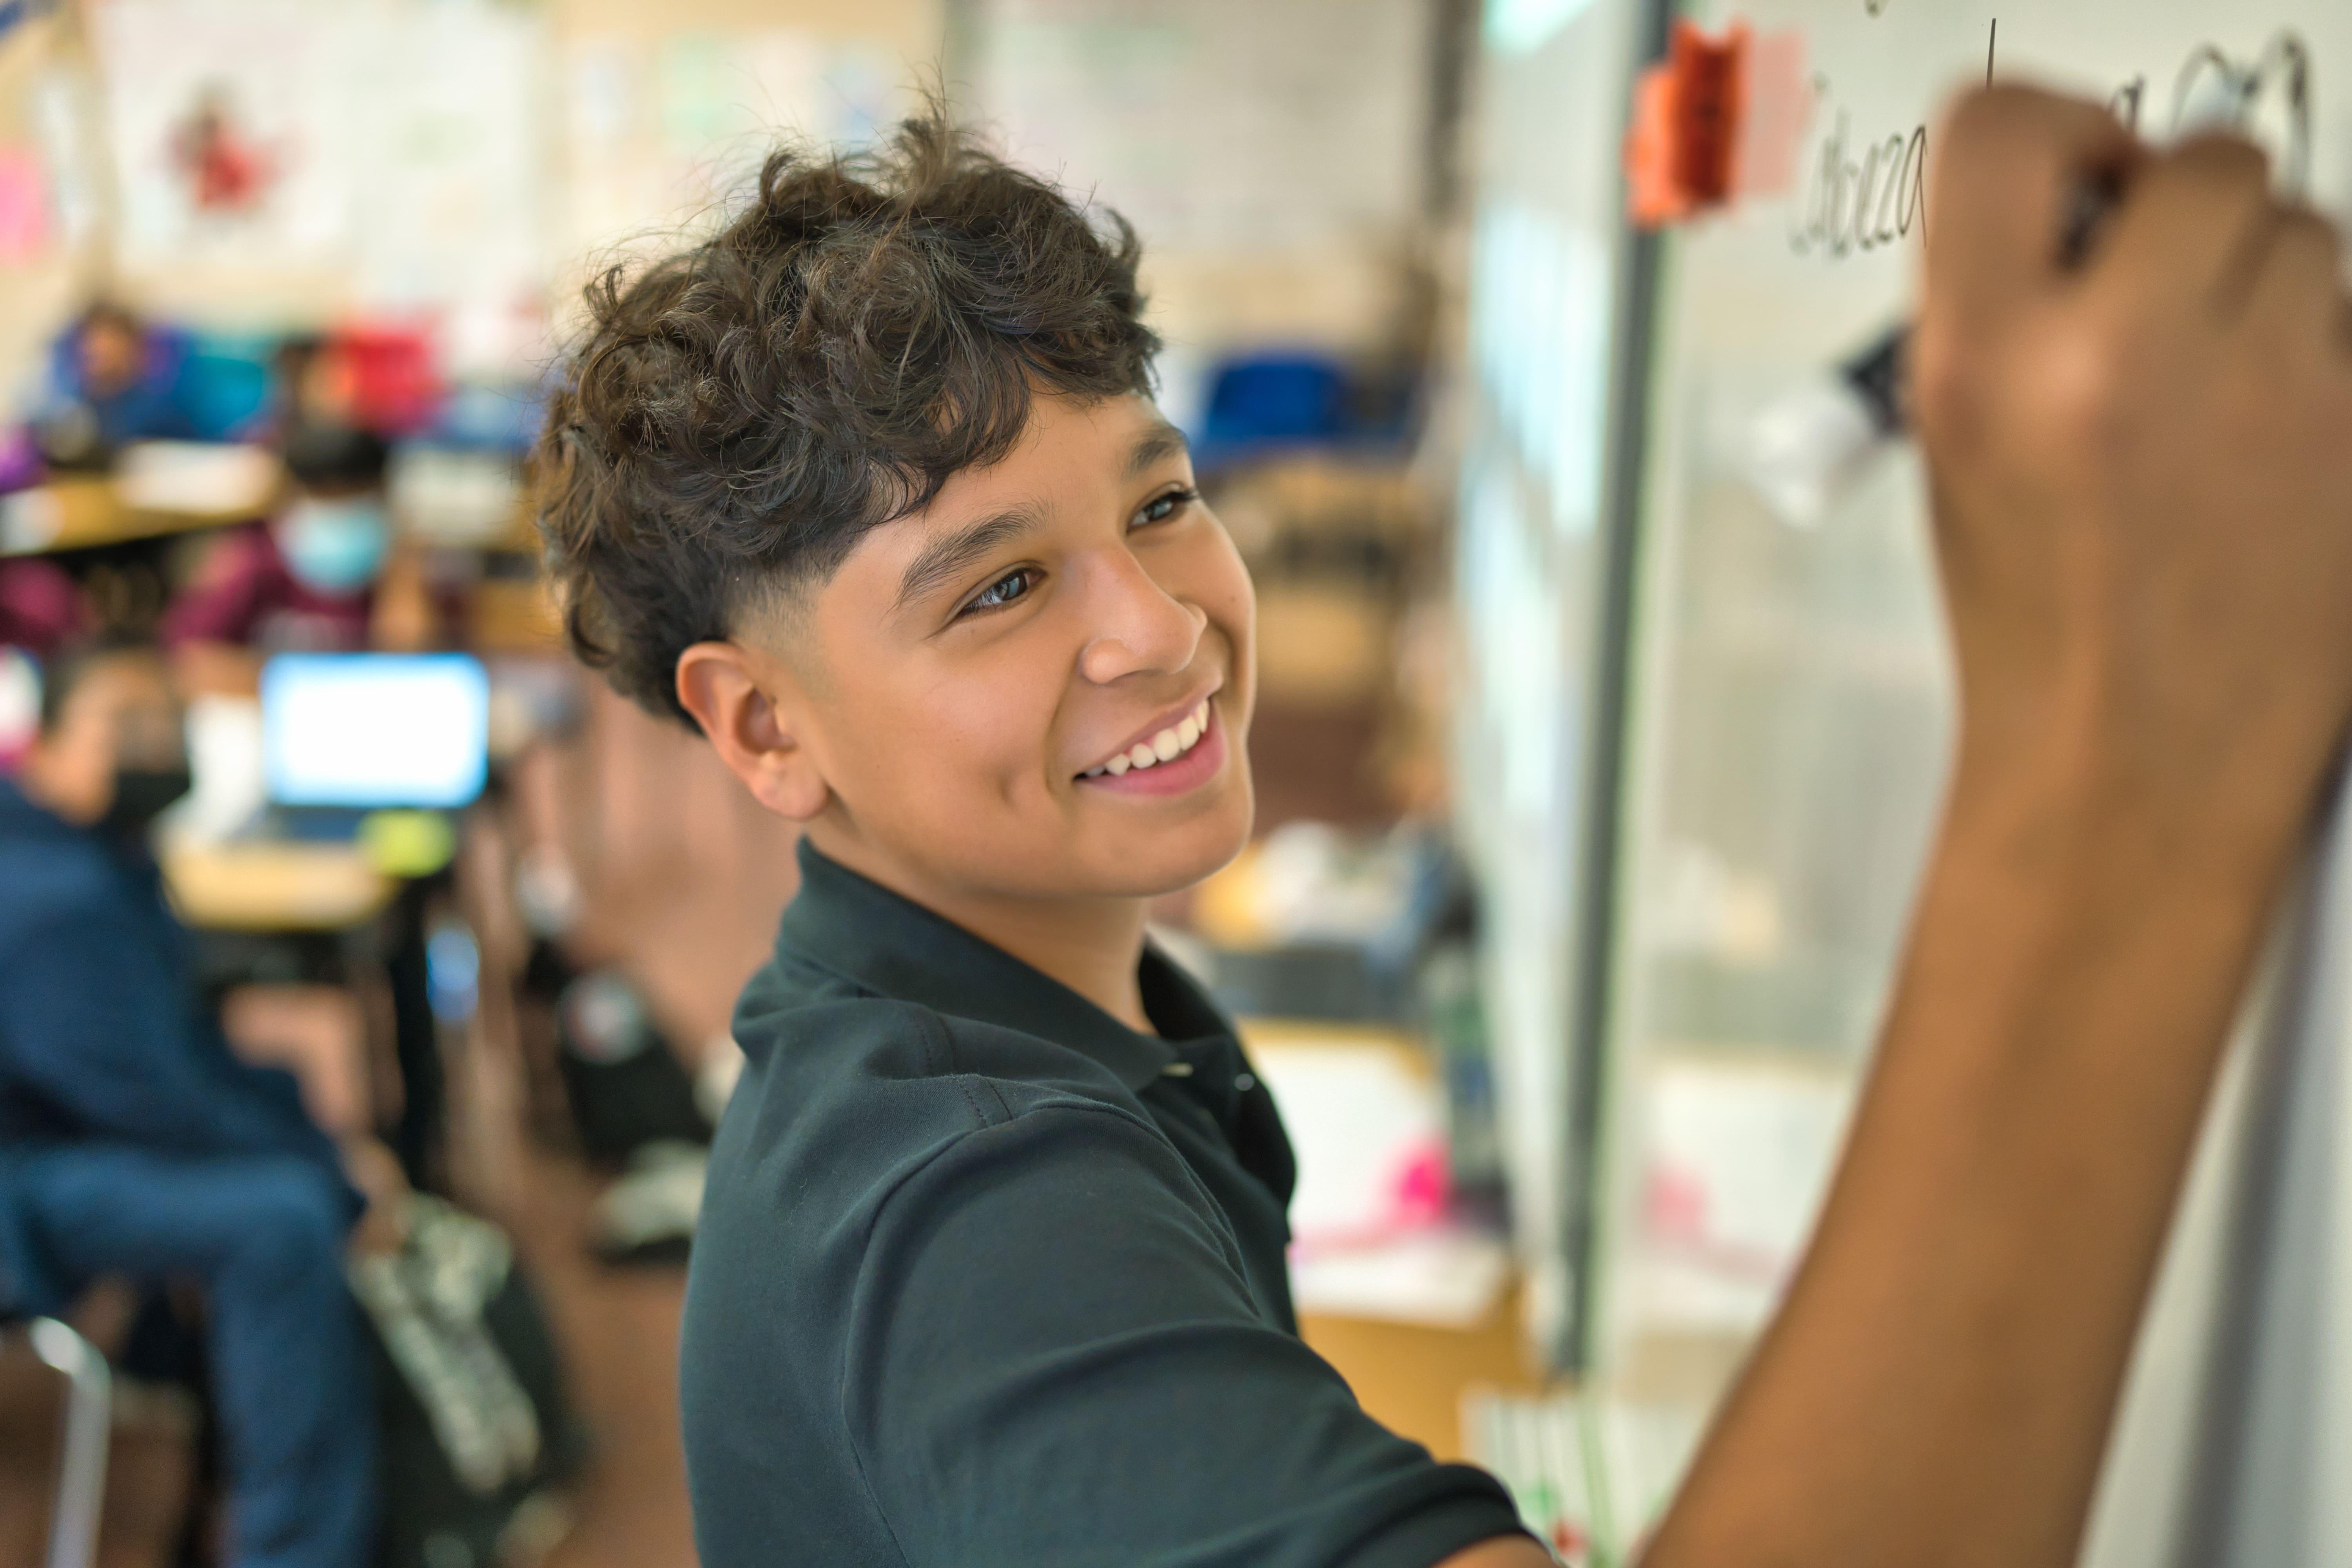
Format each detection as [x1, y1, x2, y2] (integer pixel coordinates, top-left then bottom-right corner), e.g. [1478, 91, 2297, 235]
[1789, 82, 1928, 260]
[2169, 32, 2310, 192]
[2111, 76, 2148, 130]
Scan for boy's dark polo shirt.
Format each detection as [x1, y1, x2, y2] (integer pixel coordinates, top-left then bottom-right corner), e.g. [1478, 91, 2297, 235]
[681, 842, 1530, 1567]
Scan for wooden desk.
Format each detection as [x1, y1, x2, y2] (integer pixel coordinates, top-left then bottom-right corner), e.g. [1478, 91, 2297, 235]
[470, 575, 564, 653]
[0, 445, 284, 557]
[1299, 1285, 1550, 1462]
[162, 841, 396, 932]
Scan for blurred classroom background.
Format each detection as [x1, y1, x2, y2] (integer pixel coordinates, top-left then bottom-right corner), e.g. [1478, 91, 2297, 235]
[2, 1, 1593, 1564]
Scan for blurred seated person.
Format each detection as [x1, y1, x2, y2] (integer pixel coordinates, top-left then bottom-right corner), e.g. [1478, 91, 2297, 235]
[28, 301, 202, 469]
[234, 332, 358, 446]
[0, 638, 381, 1566]
[0, 557, 88, 659]
[162, 421, 437, 696]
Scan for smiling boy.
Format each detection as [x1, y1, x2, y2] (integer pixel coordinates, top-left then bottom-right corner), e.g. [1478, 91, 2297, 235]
[537, 92, 2352, 1568]
[537, 125, 1536, 1566]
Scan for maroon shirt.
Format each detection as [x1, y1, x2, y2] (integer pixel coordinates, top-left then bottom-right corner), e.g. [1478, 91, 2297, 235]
[160, 522, 373, 654]
[0, 559, 87, 657]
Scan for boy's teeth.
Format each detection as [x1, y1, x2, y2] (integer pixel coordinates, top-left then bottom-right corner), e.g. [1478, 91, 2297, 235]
[1087, 698, 1216, 780]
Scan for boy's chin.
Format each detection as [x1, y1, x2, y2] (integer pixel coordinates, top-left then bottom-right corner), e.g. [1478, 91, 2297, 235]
[1076, 802, 1254, 902]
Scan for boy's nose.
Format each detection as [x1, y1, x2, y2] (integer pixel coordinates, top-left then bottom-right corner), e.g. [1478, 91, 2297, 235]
[1075, 548, 1208, 686]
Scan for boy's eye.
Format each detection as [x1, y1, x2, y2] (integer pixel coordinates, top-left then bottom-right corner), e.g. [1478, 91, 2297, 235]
[1134, 486, 1198, 528]
[961, 567, 1038, 617]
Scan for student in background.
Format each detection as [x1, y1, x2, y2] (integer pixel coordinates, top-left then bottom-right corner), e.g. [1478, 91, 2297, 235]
[163, 421, 436, 693]
[0, 639, 379, 1568]
[0, 557, 87, 660]
[29, 301, 202, 468]
[234, 332, 360, 446]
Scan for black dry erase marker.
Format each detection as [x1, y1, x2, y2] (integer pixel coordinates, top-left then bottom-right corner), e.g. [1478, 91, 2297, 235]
[1744, 167, 2129, 524]
[1848, 167, 2128, 436]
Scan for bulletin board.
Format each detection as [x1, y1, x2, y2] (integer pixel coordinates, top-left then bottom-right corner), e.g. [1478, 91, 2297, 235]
[1590, 4, 2352, 1565]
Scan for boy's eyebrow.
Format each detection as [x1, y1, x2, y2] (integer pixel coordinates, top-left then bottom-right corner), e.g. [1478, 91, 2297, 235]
[1128, 421, 1189, 476]
[893, 505, 1044, 612]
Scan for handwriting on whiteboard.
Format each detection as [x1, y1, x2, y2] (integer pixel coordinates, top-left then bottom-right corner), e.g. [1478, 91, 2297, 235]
[2114, 32, 2312, 193]
[1788, 98, 1927, 259]
[1788, 28, 2317, 263]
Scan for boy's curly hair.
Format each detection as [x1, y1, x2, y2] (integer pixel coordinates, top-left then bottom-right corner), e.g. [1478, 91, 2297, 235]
[534, 112, 1161, 726]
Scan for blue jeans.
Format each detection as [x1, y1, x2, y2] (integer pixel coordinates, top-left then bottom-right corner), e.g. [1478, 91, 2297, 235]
[18, 1146, 377, 1568]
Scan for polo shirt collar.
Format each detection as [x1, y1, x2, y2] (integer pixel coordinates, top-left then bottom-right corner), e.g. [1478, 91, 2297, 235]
[776, 839, 1233, 1093]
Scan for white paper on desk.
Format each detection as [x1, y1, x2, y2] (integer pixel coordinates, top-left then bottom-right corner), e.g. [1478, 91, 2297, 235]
[1249, 1040, 1446, 1245]
[1631, 1056, 1855, 1334]
[168, 696, 267, 845]
[114, 441, 279, 519]
[1289, 1228, 1510, 1328]
[0, 488, 64, 554]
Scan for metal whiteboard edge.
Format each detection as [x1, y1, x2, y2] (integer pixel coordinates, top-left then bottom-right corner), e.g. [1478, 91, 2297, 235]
[1557, 0, 1677, 1376]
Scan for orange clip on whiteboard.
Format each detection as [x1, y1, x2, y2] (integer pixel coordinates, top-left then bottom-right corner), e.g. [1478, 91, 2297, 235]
[1625, 20, 1808, 228]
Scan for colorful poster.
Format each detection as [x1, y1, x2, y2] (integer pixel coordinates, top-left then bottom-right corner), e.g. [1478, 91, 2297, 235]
[93, 0, 358, 266]
[89, 0, 549, 372]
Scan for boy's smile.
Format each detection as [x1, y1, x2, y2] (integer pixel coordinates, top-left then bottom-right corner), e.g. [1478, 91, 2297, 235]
[1077, 692, 1220, 789]
[676, 391, 1257, 1011]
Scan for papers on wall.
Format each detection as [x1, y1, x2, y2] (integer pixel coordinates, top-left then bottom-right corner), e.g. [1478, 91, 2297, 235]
[94, 0, 361, 267]
[968, 0, 1428, 257]
[31, 66, 99, 252]
[88, 0, 549, 372]
[559, 29, 906, 267]
[0, 146, 50, 261]
[347, 5, 549, 376]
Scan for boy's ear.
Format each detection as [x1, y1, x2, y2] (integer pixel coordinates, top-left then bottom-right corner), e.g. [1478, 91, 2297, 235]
[675, 641, 831, 822]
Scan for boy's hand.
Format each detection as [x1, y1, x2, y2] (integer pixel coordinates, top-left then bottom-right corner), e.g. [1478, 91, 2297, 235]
[1649, 88, 2352, 1568]
[1915, 86, 2352, 880]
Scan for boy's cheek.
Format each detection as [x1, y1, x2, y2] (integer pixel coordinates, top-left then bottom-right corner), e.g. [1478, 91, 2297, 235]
[1186, 517, 1260, 698]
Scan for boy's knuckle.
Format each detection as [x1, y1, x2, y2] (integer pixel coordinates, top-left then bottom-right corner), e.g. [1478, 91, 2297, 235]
[2164, 135, 2271, 200]
[2034, 323, 2149, 462]
[1909, 317, 1994, 450]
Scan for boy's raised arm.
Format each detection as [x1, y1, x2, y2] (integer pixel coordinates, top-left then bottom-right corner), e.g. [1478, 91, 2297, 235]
[1628, 85, 2352, 1568]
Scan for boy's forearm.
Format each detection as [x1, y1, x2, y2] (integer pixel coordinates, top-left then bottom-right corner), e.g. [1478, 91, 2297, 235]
[1646, 755, 2294, 1568]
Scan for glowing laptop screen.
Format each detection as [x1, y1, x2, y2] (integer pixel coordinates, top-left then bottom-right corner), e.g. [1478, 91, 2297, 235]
[262, 653, 490, 809]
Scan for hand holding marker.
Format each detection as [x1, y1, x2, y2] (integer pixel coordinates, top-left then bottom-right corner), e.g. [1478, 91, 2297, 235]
[1621, 23, 2310, 525]
[1746, 167, 2124, 525]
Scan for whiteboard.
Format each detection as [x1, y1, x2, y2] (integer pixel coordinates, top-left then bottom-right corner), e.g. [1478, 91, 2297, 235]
[1598, 5, 2352, 1565]
[1455, 0, 1648, 1366]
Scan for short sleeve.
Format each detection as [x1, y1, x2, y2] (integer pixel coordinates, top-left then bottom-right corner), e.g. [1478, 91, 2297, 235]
[159, 526, 272, 649]
[844, 1100, 1530, 1568]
